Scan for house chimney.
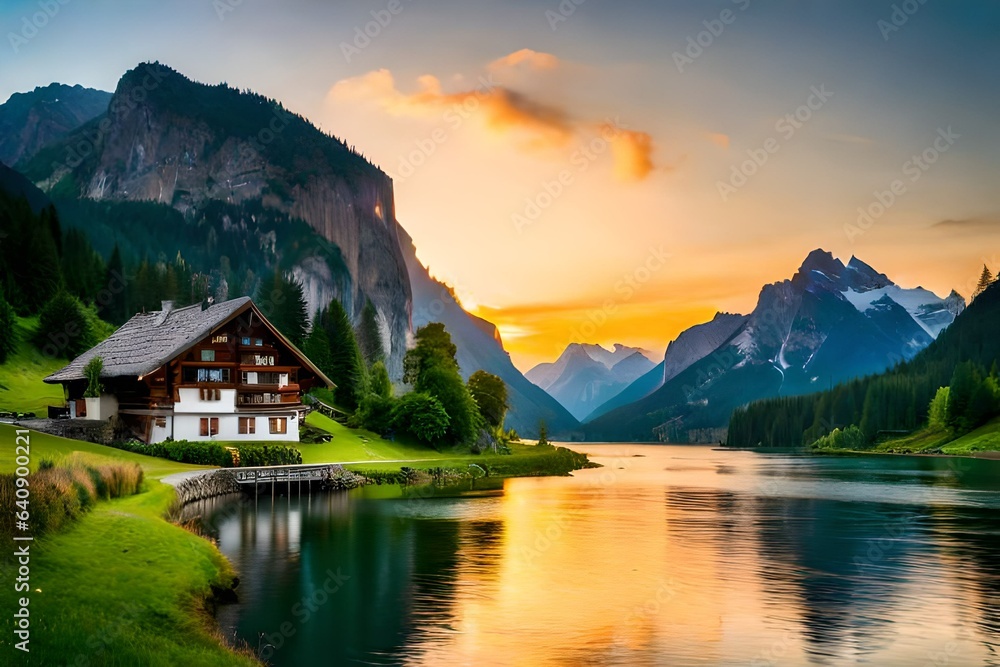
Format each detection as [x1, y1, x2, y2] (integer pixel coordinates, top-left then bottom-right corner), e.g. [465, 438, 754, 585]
[155, 301, 175, 326]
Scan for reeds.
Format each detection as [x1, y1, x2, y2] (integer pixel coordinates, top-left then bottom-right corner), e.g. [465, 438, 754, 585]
[0, 458, 144, 543]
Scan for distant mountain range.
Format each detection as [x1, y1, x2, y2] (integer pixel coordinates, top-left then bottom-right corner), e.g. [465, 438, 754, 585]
[583, 249, 964, 442]
[0, 83, 110, 167]
[526, 343, 656, 420]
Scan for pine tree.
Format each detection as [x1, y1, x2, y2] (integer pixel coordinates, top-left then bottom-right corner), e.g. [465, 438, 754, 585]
[355, 299, 384, 367]
[302, 324, 335, 380]
[319, 299, 366, 410]
[973, 264, 995, 300]
[0, 287, 17, 364]
[104, 244, 128, 323]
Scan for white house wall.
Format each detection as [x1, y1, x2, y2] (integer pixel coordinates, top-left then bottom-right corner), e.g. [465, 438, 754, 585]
[175, 388, 237, 413]
[171, 413, 301, 442]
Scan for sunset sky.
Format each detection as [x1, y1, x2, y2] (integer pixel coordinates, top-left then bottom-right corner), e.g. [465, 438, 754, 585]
[3, 0, 999, 370]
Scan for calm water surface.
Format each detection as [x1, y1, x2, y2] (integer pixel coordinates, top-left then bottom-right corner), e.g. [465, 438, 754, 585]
[202, 446, 1000, 666]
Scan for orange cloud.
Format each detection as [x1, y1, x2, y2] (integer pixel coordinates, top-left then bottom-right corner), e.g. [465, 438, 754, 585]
[708, 132, 730, 149]
[329, 54, 664, 181]
[489, 48, 560, 71]
[608, 129, 656, 182]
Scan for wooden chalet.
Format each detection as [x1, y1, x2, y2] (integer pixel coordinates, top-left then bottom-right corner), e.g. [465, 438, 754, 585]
[44, 297, 334, 444]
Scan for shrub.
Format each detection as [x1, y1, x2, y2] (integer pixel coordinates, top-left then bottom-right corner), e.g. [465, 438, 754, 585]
[809, 425, 868, 450]
[84, 356, 104, 398]
[354, 394, 396, 434]
[391, 392, 450, 446]
[233, 444, 302, 467]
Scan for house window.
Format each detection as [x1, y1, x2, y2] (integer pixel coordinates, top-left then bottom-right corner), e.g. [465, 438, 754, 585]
[239, 417, 255, 435]
[242, 337, 251, 346]
[200, 417, 219, 437]
[269, 417, 287, 434]
[201, 349, 216, 362]
[154, 417, 166, 428]
[255, 338, 263, 346]
[200, 388, 222, 401]
[190, 367, 230, 383]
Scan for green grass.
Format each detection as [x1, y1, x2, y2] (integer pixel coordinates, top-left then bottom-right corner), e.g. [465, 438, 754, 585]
[0, 317, 65, 414]
[0, 425, 257, 666]
[298, 412, 457, 464]
[871, 418, 1000, 456]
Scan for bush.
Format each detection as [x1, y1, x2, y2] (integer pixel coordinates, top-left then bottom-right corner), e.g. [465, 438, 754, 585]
[810, 425, 869, 450]
[391, 392, 450, 446]
[354, 394, 396, 434]
[84, 356, 104, 398]
[105, 439, 232, 466]
[234, 444, 302, 467]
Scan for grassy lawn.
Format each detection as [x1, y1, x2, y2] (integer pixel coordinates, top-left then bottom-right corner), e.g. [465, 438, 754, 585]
[298, 412, 457, 463]
[872, 418, 1000, 455]
[0, 317, 65, 415]
[0, 424, 257, 666]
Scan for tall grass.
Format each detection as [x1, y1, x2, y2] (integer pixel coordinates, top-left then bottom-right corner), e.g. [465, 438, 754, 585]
[0, 457, 144, 543]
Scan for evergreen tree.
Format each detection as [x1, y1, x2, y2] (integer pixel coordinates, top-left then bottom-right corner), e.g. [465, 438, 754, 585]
[35, 291, 92, 359]
[21, 209, 62, 313]
[946, 361, 977, 433]
[104, 244, 128, 324]
[302, 324, 335, 380]
[318, 299, 366, 410]
[972, 264, 995, 300]
[368, 360, 392, 400]
[537, 421, 549, 446]
[257, 270, 309, 347]
[0, 287, 17, 364]
[355, 299, 385, 367]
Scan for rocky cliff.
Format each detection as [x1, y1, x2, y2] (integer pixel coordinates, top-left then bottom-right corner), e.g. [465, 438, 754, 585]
[24, 63, 412, 376]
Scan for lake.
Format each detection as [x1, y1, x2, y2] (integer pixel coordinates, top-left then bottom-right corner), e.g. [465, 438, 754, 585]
[200, 445, 1000, 666]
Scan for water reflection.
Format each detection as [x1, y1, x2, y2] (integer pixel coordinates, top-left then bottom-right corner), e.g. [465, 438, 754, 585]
[204, 447, 1000, 666]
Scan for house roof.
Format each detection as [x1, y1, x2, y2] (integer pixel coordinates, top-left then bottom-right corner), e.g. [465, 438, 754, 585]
[44, 297, 334, 388]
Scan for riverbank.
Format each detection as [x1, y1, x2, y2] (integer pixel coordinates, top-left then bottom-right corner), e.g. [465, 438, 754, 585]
[0, 418, 596, 665]
[0, 424, 258, 665]
[809, 418, 1000, 458]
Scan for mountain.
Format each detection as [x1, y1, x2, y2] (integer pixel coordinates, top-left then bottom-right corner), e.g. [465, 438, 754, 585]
[0, 83, 111, 166]
[583, 312, 747, 422]
[396, 225, 578, 437]
[527, 343, 656, 420]
[584, 249, 965, 442]
[729, 279, 1000, 447]
[20, 63, 412, 377]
